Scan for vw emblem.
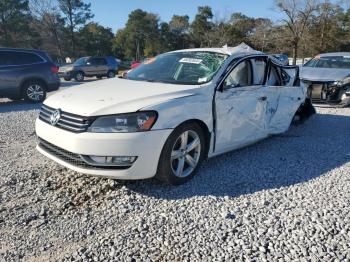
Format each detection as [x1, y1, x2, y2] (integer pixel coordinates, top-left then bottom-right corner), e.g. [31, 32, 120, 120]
[50, 109, 61, 126]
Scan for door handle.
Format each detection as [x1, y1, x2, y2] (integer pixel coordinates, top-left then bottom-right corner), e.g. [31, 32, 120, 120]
[258, 96, 267, 102]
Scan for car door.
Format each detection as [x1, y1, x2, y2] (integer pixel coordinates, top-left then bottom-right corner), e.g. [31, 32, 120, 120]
[96, 57, 108, 75]
[264, 61, 304, 134]
[0, 51, 21, 95]
[214, 56, 269, 154]
[84, 57, 99, 76]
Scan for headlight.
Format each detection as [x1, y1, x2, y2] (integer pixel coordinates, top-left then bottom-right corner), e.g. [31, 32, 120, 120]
[334, 76, 350, 86]
[87, 111, 157, 133]
[343, 77, 350, 85]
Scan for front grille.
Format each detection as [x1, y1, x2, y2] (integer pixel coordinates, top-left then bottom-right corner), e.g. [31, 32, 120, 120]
[38, 138, 129, 170]
[39, 104, 91, 133]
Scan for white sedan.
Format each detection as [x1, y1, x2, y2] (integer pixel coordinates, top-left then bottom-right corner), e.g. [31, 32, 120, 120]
[36, 44, 314, 185]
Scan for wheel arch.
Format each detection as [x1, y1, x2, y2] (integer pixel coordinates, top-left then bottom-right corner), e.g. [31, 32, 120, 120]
[172, 119, 211, 158]
[20, 77, 48, 94]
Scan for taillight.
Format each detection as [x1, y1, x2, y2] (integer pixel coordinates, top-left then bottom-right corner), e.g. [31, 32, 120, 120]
[51, 66, 59, 74]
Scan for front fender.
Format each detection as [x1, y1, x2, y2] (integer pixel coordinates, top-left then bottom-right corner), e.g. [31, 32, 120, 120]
[142, 94, 213, 132]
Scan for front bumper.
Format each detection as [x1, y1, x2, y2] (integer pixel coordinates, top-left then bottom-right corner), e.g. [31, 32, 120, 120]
[35, 118, 173, 179]
[307, 81, 350, 104]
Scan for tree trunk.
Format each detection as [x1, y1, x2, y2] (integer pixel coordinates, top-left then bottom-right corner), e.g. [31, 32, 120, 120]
[292, 40, 298, 66]
[71, 26, 75, 57]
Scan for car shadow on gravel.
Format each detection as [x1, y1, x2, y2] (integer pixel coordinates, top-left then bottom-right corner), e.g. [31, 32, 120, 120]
[126, 113, 350, 199]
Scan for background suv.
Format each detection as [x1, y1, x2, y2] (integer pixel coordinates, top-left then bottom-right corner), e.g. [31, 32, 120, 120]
[0, 48, 60, 103]
[59, 56, 118, 82]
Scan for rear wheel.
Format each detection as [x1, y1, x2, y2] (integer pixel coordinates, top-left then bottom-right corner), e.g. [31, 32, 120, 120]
[97, 76, 103, 79]
[63, 76, 71, 81]
[74, 71, 84, 82]
[107, 71, 115, 78]
[23, 81, 46, 103]
[156, 123, 206, 185]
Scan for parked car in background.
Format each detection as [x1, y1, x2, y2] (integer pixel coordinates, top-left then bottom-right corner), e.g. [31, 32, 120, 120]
[58, 56, 118, 82]
[0, 48, 60, 103]
[131, 60, 141, 69]
[36, 44, 314, 185]
[300, 53, 350, 107]
[272, 54, 289, 66]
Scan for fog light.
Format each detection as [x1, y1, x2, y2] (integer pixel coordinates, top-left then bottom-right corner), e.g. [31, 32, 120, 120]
[86, 155, 137, 166]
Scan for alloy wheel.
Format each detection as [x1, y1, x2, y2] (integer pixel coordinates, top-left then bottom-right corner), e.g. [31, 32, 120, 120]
[76, 72, 84, 81]
[171, 130, 201, 178]
[108, 71, 115, 78]
[27, 84, 44, 102]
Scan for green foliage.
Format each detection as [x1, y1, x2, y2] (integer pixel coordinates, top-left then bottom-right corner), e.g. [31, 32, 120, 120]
[113, 9, 160, 60]
[0, 0, 39, 47]
[58, 0, 93, 56]
[190, 6, 214, 47]
[5, 1, 350, 63]
[79, 22, 114, 56]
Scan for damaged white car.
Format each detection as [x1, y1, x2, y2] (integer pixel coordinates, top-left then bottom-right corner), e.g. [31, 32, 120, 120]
[36, 44, 314, 185]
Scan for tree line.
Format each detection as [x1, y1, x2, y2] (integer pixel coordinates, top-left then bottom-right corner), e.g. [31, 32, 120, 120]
[1, 0, 350, 65]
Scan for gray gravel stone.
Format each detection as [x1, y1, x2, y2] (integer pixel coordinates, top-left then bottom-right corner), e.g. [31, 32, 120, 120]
[0, 98, 349, 261]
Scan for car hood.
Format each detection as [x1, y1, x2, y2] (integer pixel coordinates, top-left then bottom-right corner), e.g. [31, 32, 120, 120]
[44, 78, 202, 116]
[300, 67, 350, 82]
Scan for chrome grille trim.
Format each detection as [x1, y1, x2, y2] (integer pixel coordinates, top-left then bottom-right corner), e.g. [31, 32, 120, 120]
[39, 104, 91, 133]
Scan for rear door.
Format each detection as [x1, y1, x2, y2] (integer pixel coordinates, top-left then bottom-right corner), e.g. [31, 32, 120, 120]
[96, 57, 108, 75]
[264, 61, 304, 134]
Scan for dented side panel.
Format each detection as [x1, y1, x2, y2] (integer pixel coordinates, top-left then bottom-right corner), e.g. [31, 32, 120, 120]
[265, 86, 305, 134]
[214, 86, 268, 154]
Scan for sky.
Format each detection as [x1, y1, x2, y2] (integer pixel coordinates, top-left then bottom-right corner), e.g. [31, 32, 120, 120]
[88, 0, 285, 32]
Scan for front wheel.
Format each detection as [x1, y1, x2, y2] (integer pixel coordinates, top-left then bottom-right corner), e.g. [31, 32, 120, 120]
[74, 72, 84, 82]
[23, 81, 46, 103]
[156, 123, 206, 185]
[337, 94, 350, 108]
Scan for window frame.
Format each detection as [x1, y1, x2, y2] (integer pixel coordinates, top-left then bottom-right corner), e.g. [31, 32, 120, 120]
[0, 50, 45, 67]
[218, 55, 269, 92]
[266, 58, 300, 87]
[87, 57, 100, 66]
[222, 59, 253, 90]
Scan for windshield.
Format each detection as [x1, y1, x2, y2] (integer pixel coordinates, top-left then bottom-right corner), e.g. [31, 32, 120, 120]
[74, 57, 88, 66]
[127, 51, 228, 85]
[304, 56, 350, 69]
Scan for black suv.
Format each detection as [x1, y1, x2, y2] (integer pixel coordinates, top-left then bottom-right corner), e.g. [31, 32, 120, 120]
[0, 48, 60, 103]
[58, 56, 119, 81]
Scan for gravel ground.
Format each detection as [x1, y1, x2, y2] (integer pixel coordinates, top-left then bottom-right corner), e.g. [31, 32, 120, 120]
[0, 97, 349, 261]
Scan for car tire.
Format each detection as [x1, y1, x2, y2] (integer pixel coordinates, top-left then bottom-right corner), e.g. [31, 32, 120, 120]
[64, 76, 71, 81]
[156, 122, 206, 185]
[97, 76, 103, 79]
[22, 80, 46, 103]
[74, 72, 84, 82]
[107, 71, 115, 78]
